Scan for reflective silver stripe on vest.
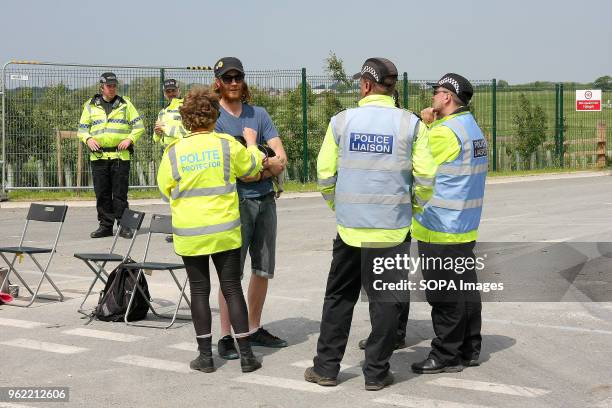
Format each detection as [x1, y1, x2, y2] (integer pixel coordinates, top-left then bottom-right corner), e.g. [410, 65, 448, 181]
[89, 128, 131, 136]
[445, 118, 472, 165]
[394, 110, 413, 163]
[168, 144, 181, 182]
[414, 195, 428, 208]
[438, 163, 488, 176]
[167, 126, 177, 137]
[335, 192, 412, 205]
[173, 218, 241, 236]
[317, 175, 337, 187]
[159, 190, 170, 203]
[239, 151, 258, 178]
[427, 197, 483, 210]
[338, 159, 412, 172]
[333, 110, 347, 147]
[221, 139, 230, 183]
[171, 183, 236, 199]
[321, 192, 335, 201]
[414, 175, 434, 187]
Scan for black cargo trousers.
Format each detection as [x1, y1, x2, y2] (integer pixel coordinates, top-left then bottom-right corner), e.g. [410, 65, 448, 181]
[91, 158, 130, 229]
[313, 234, 410, 382]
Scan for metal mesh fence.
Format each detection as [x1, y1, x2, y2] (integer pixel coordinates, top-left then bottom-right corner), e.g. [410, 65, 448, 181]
[1, 61, 611, 193]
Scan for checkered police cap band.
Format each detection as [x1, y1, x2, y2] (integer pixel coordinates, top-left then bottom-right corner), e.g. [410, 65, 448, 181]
[438, 76, 460, 94]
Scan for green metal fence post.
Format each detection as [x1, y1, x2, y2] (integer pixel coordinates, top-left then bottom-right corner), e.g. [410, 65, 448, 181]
[402, 72, 408, 110]
[492, 78, 497, 171]
[159, 68, 166, 110]
[554, 83, 560, 157]
[301, 68, 308, 182]
[559, 83, 564, 167]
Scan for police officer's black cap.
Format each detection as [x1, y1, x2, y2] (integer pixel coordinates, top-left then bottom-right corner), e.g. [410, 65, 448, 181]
[99, 72, 118, 85]
[163, 79, 178, 90]
[214, 57, 245, 78]
[427, 73, 474, 105]
[352, 58, 398, 84]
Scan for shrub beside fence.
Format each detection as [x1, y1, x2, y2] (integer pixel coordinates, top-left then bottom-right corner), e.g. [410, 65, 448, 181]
[1, 61, 610, 194]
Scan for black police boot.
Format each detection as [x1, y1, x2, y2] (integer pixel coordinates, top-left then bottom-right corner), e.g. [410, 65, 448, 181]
[411, 357, 463, 374]
[237, 338, 261, 373]
[365, 372, 394, 391]
[119, 226, 134, 239]
[190, 337, 215, 373]
[90, 226, 113, 239]
[358, 337, 407, 350]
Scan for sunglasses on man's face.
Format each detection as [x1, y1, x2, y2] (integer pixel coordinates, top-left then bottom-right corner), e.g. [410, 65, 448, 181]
[220, 74, 245, 84]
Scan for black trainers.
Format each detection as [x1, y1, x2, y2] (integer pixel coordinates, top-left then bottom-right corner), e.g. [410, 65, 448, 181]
[358, 337, 407, 350]
[190, 352, 215, 373]
[90, 226, 113, 238]
[304, 367, 337, 386]
[217, 335, 239, 360]
[165, 235, 173, 243]
[365, 372, 394, 391]
[119, 227, 134, 239]
[249, 327, 288, 348]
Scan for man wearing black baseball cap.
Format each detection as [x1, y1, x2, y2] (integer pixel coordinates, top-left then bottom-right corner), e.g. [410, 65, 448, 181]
[410, 73, 487, 374]
[154, 79, 187, 148]
[77, 72, 145, 239]
[211, 57, 288, 360]
[306, 57, 426, 391]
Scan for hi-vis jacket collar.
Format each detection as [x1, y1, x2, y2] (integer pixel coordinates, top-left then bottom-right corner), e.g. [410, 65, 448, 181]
[357, 94, 395, 107]
[90, 94, 126, 109]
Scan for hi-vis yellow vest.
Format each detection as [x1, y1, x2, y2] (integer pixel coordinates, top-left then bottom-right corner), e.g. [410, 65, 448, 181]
[77, 95, 144, 160]
[157, 131, 263, 256]
[153, 98, 188, 147]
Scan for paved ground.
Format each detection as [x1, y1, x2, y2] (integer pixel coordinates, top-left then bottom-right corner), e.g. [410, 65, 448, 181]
[0, 174, 611, 408]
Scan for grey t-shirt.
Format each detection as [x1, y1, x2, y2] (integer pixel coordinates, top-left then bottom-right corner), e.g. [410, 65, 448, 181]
[215, 103, 279, 198]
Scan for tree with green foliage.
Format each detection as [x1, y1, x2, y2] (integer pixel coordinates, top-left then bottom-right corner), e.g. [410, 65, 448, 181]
[325, 52, 353, 94]
[497, 79, 509, 88]
[593, 75, 612, 91]
[512, 93, 548, 162]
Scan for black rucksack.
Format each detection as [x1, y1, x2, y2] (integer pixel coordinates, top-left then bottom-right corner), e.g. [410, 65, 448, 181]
[93, 260, 151, 322]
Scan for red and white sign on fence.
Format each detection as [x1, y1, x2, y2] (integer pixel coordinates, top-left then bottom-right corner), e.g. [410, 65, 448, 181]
[576, 89, 601, 111]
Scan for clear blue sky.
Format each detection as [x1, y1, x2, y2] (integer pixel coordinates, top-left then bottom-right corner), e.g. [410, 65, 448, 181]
[1, 0, 609, 84]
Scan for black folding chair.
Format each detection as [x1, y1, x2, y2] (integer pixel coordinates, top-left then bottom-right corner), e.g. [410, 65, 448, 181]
[73, 208, 145, 315]
[0, 203, 68, 307]
[124, 214, 191, 329]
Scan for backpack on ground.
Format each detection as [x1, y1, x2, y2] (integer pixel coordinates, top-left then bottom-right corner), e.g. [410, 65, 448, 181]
[93, 260, 150, 322]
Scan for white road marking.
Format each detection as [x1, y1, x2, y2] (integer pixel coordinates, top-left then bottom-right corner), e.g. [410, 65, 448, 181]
[0, 318, 46, 329]
[233, 374, 337, 393]
[484, 318, 612, 335]
[168, 342, 217, 352]
[291, 359, 354, 371]
[540, 237, 574, 242]
[373, 394, 493, 408]
[0, 338, 88, 354]
[112, 355, 192, 374]
[428, 378, 550, 397]
[0, 403, 40, 408]
[62, 328, 145, 342]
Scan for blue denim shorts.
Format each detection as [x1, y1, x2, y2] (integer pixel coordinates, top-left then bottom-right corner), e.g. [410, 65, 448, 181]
[239, 193, 277, 279]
